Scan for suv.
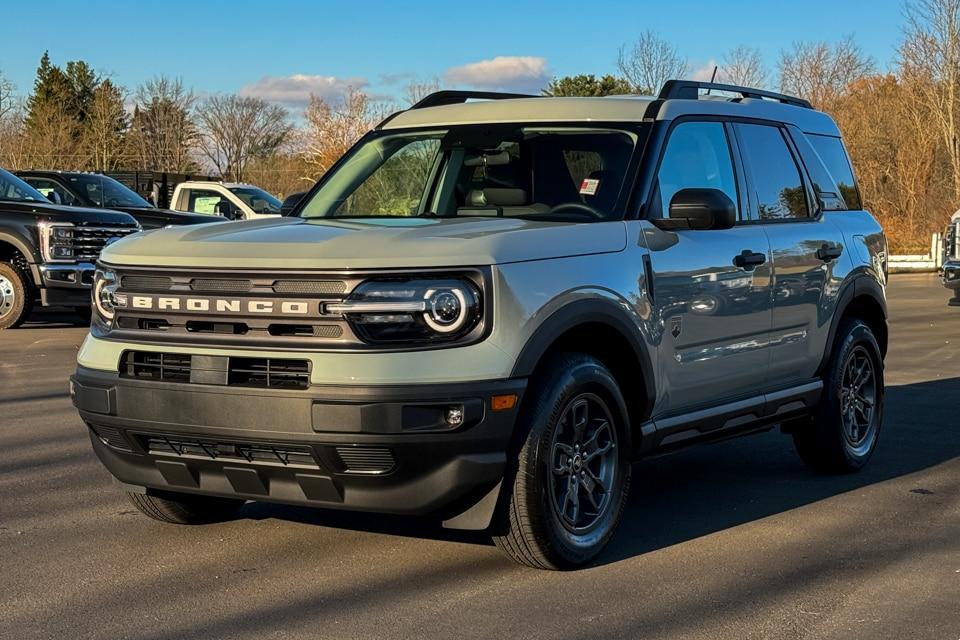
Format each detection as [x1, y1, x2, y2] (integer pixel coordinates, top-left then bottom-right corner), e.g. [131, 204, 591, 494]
[17, 171, 221, 230]
[70, 81, 888, 569]
[0, 168, 139, 329]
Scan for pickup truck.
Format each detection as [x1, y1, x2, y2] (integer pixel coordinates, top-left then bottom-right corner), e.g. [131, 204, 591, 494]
[169, 181, 282, 221]
[17, 171, 220, 230]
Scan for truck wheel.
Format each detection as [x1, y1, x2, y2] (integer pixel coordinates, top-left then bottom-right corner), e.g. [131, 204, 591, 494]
[0, 262, 33, 330]
[127, 489, 244, 525]
[493, 353, 631, 570]
[793, 318, 884, 473]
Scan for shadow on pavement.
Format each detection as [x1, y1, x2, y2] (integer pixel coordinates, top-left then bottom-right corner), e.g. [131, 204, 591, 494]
[236, 376, 959, 565]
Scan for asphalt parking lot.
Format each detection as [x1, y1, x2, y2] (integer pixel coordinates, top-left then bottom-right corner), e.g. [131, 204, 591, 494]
[1, 273, 957, 640]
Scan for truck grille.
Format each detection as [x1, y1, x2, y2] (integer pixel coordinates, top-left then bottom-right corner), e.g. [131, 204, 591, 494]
[334, 446, 396, 474]
[946, 221, 959, 261]
[73, 225, 139, 262]
[120, 351, 311, 389]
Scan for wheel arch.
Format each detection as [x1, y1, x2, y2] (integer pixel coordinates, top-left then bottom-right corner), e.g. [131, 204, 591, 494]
[818, 274, 888, 375]
[510, 299, 656, 449]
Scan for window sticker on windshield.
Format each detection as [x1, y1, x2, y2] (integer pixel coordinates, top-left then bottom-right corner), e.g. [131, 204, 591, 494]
[579, 178, 599, 195]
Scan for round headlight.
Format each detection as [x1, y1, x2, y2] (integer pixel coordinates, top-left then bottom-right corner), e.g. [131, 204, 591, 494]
[424, 287, 468, 333]
[93, 269, 119, 321]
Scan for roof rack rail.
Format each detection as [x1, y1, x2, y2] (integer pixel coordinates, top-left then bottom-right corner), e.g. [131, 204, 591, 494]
[410, 90, 539, 110]
[658, 80, 812, 109]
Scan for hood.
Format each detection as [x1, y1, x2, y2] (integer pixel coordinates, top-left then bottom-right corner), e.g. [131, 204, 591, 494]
[101, 216, 628, 269]
[115, 206, 223, 227]
[1, 200, 138, 226]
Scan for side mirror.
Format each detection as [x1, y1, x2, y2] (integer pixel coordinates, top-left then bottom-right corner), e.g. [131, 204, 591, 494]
[50, 191, 62, 205]
[214, 199, 239, 220]
[656, 188, 737, 231]
[280, 192, 306, 216]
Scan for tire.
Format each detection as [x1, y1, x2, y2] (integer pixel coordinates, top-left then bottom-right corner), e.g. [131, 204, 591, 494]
[793, 318, 884, 473]
[0, 261, 33, 330]
[126, 489, 244, 525]
[493, 353, 631, 570]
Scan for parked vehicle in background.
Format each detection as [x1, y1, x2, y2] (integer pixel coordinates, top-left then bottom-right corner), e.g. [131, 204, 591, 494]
[17, 171, 221, 230]
[72, 81, 888, 569]
[170, 181, 282, 221]
[0, 168, 139, 329]
[942, 210, 960, 306]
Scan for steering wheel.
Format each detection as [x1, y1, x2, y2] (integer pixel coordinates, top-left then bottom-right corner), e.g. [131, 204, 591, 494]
[547, 202, 606, 220]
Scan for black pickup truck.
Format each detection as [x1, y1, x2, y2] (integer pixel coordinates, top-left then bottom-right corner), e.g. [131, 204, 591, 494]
[0, 168, 140, 329]
[17, 171, 218, 230]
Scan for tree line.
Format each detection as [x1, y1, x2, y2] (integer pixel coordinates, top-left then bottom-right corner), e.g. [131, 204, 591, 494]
[1, 0, 959, 251]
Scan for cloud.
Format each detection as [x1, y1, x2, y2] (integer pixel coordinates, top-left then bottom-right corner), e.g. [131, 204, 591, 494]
[690, 60, 721, 82]
[443, 56, 549, 93]
[239, 74, 368, 109]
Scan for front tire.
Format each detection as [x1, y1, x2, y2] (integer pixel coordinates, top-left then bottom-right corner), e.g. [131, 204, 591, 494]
[0, 262, 33, 330]
[793, 318, 884, 473]
[493, 353, 631, 569]
[127, 490, 244, 525]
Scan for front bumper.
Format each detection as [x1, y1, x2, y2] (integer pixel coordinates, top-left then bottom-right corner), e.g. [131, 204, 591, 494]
[71, 366, 525, 524]
[39, 262, 94, 306]
[943, 261, 960, 305]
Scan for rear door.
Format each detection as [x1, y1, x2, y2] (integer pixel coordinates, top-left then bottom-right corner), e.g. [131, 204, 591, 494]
[733, 123, 846, 385]
[644, 120, 773, 413]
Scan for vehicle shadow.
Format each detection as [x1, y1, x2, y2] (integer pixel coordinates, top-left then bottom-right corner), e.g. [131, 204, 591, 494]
[238, 376, 959, 565]
[22, 308, 89, 329]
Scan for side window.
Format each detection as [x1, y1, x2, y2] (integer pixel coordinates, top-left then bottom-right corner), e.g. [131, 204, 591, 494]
[736, 124, 809, 221]
[25, 178, 75, 205]
[186, 189, 226, 214]
[654, 122, 738, 218]
[809, 134, 862, 210]
[335, 138, 440, 216]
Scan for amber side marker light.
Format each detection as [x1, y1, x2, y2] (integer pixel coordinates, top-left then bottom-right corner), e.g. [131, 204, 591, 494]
[491, 394, 518, 411]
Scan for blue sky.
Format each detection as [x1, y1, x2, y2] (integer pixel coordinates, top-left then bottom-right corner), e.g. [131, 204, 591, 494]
[0, 0, 905, 110]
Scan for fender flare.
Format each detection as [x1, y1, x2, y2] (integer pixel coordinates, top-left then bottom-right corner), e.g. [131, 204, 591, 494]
[817, 273, 888, 374]
[510, 298, 656, 423]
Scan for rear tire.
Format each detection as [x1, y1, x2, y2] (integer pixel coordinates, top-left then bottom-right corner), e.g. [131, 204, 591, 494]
[793, 318, 884, 473]
[127, 490, 244, 525]
[493, 353, 631, 570]
[0, 262, 33, 330]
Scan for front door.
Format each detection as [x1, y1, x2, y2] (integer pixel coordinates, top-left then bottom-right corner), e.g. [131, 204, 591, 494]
[643, 120, 773, 414]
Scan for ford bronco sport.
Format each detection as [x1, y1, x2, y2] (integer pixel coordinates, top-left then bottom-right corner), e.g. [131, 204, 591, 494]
[71, 81, 888, 569]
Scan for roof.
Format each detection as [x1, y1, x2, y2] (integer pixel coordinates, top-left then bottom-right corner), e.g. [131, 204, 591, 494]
[381, 94, 841, 137]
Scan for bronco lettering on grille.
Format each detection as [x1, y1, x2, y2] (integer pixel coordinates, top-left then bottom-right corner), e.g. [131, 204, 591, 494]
[119, 295, 316, 316]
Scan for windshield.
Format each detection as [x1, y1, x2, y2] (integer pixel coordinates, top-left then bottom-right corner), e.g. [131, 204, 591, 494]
[0, 168, 48, 203]
[299, 124, 643, 222]
[69, 174, 153, 208]
[228, 186, 281, 214]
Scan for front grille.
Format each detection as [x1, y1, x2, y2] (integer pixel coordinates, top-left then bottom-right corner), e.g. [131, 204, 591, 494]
[946, 221, 959, 261]
[122, 275, 171, 291]
[228, 357, 311, 389]
[273, 280, 346, 295]
[119, 351, 311, 389]
[190, 278, 252, 292]
[144, 434, 319, 468]
[89, 424, 132, 451]
[72, 225, 138, 262]
[334, 446, 396, 474]
[121, 351, 192, 383]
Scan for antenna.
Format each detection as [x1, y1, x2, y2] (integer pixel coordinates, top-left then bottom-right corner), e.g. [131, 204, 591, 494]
[705, 66, 719, 95]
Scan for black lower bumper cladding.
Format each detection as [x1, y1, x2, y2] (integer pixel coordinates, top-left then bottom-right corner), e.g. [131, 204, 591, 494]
[71, 366, 525, 522]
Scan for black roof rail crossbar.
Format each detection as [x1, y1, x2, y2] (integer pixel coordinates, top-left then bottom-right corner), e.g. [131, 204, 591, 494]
[658, 80, 812, 109]
[410, 90, 539, 110]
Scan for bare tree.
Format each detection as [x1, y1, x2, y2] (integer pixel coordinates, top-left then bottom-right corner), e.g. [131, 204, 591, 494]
[128, 76, 198, 172]
[900, 0, 960, 201]
[82, 79, 128, 171]
[196, 94, 290, 182]
[403, 77, 441, 106]
[0, 71, 15, 122]
[778, 36, 875, 107]
[303, 87, 388, 178]
[720, 45, 768, 88]
[616, 31, 689, 94]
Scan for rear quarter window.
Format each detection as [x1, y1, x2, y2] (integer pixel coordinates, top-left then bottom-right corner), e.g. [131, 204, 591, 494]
[808, 135, 862, 210]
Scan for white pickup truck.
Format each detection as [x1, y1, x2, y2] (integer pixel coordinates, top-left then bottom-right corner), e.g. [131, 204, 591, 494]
[170, 181, 282, 221]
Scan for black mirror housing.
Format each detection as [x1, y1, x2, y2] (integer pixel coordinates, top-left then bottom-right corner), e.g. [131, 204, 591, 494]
[280, 192, 306, 216]
[659, 188, 737, 231]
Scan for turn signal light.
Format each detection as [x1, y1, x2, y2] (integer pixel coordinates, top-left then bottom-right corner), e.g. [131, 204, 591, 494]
[491, 394, 518, 411]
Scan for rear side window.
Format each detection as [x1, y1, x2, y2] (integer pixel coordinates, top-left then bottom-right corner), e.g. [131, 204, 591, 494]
[808, 135, 862, 210]
[736, 124, 809, 221]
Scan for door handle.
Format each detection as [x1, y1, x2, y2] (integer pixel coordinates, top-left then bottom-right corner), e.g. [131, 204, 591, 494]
[733, 250, 766, 271]
[816, 244, 843, 262]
